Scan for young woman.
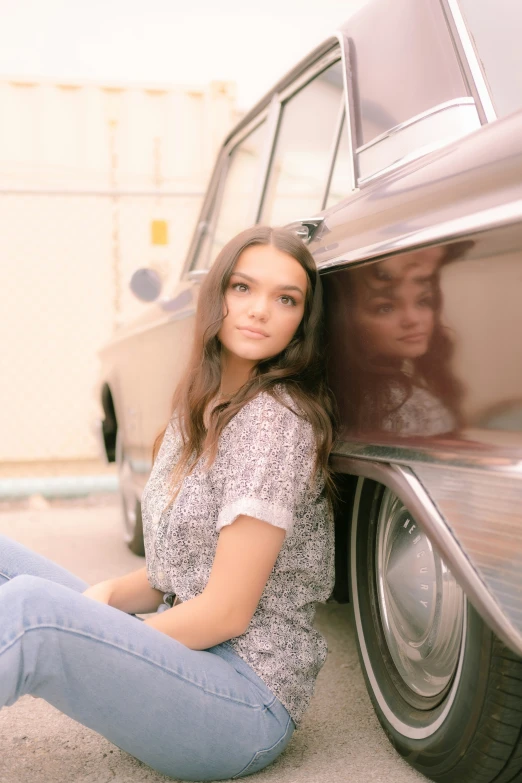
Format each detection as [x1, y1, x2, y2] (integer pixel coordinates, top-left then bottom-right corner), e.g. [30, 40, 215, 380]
[324, 245, 467, 439]
[0, 226, 336, 781]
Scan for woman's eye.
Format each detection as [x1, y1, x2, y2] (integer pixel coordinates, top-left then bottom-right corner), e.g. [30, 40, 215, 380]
[279, 295, 297, 307]
[376, 303, 393, 314]
[231, 282, 249, 293]
[418, 297, 434, 309]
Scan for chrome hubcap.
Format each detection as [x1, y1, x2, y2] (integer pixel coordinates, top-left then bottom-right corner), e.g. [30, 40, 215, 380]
[376, 488, 464, 699]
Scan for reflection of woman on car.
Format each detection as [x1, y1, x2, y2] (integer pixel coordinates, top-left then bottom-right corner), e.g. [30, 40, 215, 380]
[326, 246, 465, 438]
[0, 226, 336, 781]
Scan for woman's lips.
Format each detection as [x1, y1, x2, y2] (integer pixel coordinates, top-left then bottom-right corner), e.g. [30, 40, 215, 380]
[237, 326, 269, 339]
[399, 333, 428, 343]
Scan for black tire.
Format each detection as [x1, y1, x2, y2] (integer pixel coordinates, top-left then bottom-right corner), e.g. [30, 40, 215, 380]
[115, 430, 145, 557]
[125, 499, 145, 558]
[351, 477, 522, 783]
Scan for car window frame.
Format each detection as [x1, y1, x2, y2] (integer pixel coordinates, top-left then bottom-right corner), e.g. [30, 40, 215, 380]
[182, 107, 273, 277]
[256, 45, 357, 225]
[195, 113, 275, 271]
[441, 0, 497, 123]
[348, 0, 491, 189]
[182, 38, 356, 278]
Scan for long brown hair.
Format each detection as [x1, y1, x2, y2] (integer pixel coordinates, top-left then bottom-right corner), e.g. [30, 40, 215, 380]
[152, 225, 337, 510]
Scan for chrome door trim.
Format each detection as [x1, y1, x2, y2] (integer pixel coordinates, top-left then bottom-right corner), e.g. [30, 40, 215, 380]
[331, 437, 522, 474]
[441, 0, 497, 124]
[337, 32, 358, 194]
[257, 39, 355, 223]
[356, 137, 468, 187]
[355, 98, 476, 154]
[317, 198, 522, 273]
[321, 103, 347, 210]
[335, 455, 522, 657]
[357, 102, 480, 185]
[220, 109, 273, 161]
[253, 95, 283, 224]
[275, 45, 342, 105]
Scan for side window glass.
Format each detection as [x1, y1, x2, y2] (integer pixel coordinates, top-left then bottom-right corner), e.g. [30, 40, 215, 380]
[325, 113, 352, 210]
[193, 121, 267, 269]
[350, 0, 477, 183]
[352, 0, 470, 147]
[260, 59, 345, 227]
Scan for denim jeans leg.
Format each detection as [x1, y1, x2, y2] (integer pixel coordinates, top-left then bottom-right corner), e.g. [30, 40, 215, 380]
[0, 535, 295, 781]
[0, 532, 89, 591]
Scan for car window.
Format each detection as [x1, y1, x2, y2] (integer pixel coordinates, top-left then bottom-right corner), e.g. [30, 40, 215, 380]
[458, 0, 522, 119]
[348, 0, 480, 185]
[325, 113, 353, 210]
[192, 120, 268, 269]
[260, 59, 345, 227]
[351, 0, 470, 148]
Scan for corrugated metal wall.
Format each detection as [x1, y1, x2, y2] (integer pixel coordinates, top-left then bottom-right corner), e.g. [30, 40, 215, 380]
[0, 78, 238, 470]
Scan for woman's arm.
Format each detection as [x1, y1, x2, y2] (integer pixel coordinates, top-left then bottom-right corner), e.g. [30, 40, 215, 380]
[143, 515, 286, 649]
[83, 567, 165, 614]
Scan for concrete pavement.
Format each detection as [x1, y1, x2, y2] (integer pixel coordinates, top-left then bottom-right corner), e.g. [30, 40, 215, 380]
[0, 495, 426, 783]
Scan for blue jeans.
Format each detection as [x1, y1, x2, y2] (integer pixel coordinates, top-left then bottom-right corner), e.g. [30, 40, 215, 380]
[0, 533, 295, 781]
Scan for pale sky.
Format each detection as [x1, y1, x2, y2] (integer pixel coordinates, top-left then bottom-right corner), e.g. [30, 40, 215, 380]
[0, 0, 369, 109]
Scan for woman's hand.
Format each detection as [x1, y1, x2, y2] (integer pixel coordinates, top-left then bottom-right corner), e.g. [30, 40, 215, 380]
[82, 580, 114, 605]
[82, 568, 164, 614]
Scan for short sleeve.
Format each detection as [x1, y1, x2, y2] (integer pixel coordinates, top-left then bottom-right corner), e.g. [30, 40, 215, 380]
[214, 393, 318, 537]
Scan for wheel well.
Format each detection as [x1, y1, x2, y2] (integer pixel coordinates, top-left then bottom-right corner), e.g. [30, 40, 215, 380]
[101, 384, 118, 462]
[331, 472, 358, 604]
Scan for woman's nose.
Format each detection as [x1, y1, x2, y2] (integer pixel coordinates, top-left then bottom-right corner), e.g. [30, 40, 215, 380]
[247, 298, 269, 320]
[400, 306, 421, 327]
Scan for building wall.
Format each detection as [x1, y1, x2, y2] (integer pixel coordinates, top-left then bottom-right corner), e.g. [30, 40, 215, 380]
[0, 77, 238, 466]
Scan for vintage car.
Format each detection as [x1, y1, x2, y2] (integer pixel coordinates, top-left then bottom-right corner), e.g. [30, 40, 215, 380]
[95, 0, 522, 779]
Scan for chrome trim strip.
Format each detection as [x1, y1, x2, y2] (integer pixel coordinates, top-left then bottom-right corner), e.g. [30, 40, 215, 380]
[317, 198, 522, 273]
[331, 437, 522, 474]
[257, 44, 347, 222]
[351, 475, 468, 738]
[321, 102, 346, 211]
[275, 46, 341, 105]
[336, 456, 522, 657]
[355, 98, 476, 155]
[318, 30, 360, 207]
[443, 0, 497, 123]
[221, 109, 272, 157]
[337, 32, 358, 194]
[254, 95, 283, 224]
[356, 138, 465, 187]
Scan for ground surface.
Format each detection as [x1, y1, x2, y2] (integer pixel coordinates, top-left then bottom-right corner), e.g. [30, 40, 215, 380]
[0, 495, 426, 783]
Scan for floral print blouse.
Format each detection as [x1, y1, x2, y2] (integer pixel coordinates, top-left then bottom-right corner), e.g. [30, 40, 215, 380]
[141, 388, 335, 727]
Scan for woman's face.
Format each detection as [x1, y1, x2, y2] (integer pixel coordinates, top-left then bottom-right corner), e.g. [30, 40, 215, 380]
[217, 243, 307, 364]
[351, 248, 444, 362]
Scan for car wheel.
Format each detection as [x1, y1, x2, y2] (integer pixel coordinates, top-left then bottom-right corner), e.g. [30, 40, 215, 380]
[115, 429, 145, 557]
[351, 476, 522, 782]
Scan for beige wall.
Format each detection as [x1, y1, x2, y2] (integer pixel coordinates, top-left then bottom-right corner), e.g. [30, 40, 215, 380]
[0, 77, 238, 466]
